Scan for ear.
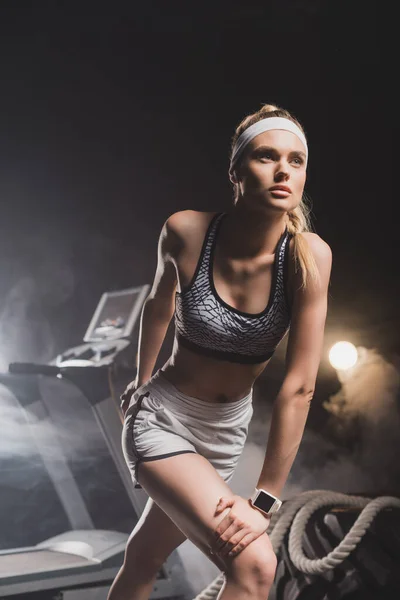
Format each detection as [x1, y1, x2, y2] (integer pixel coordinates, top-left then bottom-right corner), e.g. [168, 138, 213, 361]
[229, 169, 239, 185]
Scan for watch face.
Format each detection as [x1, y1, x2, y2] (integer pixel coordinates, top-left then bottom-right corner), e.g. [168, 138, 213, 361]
[254, 492, 275, 513]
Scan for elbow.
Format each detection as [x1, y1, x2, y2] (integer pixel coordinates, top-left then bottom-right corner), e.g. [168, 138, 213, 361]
[293, 386, 315, 406]
[281, 377, 315, 404]
[295, 384, 315, 396]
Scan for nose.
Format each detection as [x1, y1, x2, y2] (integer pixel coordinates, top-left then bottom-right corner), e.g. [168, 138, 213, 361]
[274, 160, 290, 181]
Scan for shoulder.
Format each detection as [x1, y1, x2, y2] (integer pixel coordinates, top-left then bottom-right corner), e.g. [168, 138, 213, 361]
[301, 233, 332, 282]
[289, 231, 332, 272]
[286, 232, 332, 304]
[165, 209, 216, 233]
[164, 209, 217, 242]
[300, 231, 331, 254]
[162, 210, 217, 259]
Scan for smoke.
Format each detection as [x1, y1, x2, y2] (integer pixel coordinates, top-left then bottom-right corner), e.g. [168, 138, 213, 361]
[0, 276, 54, 370]
[1, 307, 398, 598]
[322, 346, 400, 492]
[0, 242, 75, 371]
[176, 346, 400, 597]
[0, 379, 109, 468]
[234, 346, 400, 500]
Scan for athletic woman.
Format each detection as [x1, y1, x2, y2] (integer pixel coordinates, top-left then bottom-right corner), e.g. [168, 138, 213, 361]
[108, 103, 332, 600]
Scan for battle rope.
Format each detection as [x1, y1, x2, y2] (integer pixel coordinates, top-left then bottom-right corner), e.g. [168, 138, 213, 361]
[192, 490, 400, 599]
[287, 492, 400, 574]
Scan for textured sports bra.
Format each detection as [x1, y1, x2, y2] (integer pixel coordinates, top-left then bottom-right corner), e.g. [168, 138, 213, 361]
[174, 212, 292, 364]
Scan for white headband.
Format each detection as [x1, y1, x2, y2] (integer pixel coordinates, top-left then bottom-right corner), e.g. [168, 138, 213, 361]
[230, 116, 308, 175]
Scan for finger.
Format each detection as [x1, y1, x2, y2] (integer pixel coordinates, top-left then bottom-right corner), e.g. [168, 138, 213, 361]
[214, 516, 235, 546]
[215, 496, 234, 514]
[213, 510, 236, 547]
[120, 399, 129, 415]
[219, 527, 251, 556]
[213, 510, 243, 550]
[215, 522, 247, 552]
[121, 388, 134, 402]
[227, 532, 258, 557]
[214, 519, 241, 549]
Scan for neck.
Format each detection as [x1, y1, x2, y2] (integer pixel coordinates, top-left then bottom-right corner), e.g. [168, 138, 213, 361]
[220, 203, 288, 260]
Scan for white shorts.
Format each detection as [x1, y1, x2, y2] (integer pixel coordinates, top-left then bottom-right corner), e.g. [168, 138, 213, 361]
[121, 369, 254, 489]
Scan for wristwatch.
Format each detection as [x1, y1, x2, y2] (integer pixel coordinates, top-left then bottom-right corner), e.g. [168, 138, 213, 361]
[250, 488, 282, 516]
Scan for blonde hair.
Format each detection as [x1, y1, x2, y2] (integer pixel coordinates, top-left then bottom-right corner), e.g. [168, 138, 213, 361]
[230, 103, 320, 289]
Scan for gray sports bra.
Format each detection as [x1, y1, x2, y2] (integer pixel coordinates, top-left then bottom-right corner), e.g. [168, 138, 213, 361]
[174, 212, 292, 364]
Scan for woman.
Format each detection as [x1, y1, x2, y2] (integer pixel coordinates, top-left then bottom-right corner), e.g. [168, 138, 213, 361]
[108, 104, 332, 600]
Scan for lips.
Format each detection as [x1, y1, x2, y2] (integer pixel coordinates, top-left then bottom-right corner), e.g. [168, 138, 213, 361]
[269, 186, 291, 193]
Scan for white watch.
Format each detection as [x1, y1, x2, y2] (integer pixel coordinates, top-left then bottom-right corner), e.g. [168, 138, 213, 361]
[250, 488, 282, 516]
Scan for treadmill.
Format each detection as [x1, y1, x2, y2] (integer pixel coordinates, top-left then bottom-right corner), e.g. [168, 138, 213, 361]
[0, 286, 192, 600]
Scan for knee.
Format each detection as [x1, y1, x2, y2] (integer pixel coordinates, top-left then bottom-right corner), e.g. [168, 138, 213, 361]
[227, 536, 278, 590]
[245, 546, 277, 589]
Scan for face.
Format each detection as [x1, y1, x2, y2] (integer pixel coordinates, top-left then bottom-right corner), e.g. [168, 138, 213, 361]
[232, 129, 307, 212]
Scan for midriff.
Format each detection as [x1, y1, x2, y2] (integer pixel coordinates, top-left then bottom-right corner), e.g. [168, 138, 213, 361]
[159, 336, 271, 404]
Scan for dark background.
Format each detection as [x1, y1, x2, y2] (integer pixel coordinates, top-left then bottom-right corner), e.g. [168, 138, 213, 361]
[0, 7, 398, 598]
[0, 1, 395, 393]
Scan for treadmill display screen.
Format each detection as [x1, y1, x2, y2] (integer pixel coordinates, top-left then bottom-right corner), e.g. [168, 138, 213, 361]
[84, 288, 147, 342]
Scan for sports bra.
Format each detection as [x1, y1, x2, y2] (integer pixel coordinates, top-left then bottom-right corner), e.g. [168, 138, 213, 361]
[174, 212, 292, 364]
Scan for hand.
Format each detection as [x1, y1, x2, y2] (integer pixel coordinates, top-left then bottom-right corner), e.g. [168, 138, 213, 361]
[120, 378, 140, 417]
[211, 495, 271, 558]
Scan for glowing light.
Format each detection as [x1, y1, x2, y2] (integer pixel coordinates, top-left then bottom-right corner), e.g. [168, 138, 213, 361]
[329, 341, 358, 370]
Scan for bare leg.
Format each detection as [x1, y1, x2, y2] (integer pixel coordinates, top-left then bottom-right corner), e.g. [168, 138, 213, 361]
[130, 453, 277, 600]
[107, 497, 187, 600]
[107, 565, 157, 600]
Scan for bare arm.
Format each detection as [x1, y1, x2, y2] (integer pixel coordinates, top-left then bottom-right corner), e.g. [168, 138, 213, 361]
[256, 233, 333, 497]
[135, 211, 186, 385]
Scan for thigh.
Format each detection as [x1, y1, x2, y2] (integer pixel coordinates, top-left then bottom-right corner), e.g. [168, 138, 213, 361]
[136, 452, 273, 573]
[125, 497, 187, 567]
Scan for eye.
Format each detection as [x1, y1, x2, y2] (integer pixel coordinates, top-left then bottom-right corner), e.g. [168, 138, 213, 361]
[291, 156, 304, 166]
[258, 151, 273, 160]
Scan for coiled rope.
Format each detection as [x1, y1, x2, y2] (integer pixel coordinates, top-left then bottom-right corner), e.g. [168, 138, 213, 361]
[192, 490, 400, 599]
